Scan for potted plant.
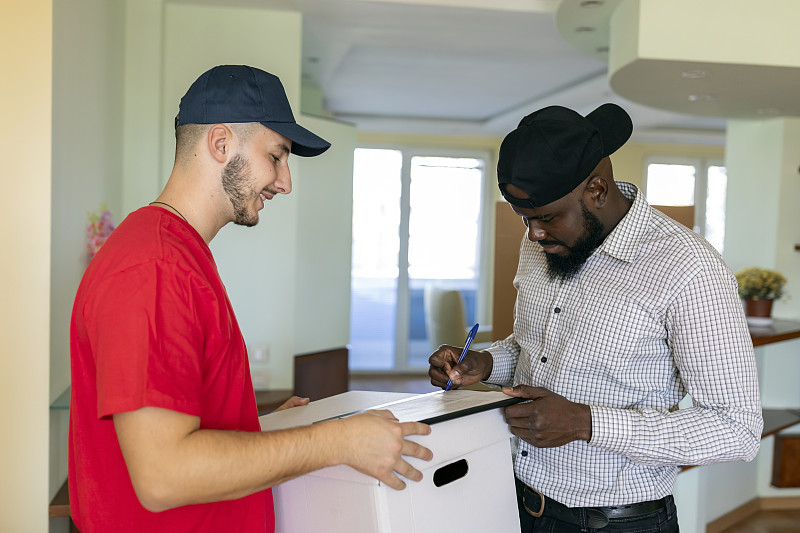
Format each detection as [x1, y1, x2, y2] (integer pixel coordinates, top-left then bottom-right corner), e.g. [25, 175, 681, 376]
[734, 267, 786, 321]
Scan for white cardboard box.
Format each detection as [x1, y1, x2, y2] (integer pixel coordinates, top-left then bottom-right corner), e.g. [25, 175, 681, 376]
[259, 390, 521, 533]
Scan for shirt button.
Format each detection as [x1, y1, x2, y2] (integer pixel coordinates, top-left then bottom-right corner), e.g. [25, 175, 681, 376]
[521, 451, 528, 457]
[541, 357, 547, 363]
[554, 307, 561, 313]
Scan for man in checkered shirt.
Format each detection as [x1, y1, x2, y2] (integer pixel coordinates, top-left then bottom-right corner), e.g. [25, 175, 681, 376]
[429, 104, 762, 532]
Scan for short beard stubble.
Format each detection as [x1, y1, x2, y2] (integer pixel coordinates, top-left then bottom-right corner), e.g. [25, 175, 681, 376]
[221, 153, 259, 227]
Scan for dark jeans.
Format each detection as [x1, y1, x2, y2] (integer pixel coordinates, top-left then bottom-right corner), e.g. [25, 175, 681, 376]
[516, 479, 679, 533]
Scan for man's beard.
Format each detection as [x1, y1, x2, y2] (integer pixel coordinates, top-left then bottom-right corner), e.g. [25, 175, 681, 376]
[543, 199, 604, 282]
[221, 153, 259, 227]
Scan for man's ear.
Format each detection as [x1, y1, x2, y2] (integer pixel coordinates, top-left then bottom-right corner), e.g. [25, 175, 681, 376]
[585, 176, 609, 208]
[208, 124, 231, 164]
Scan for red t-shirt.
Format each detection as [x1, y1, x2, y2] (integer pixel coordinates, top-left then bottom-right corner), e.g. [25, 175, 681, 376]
[68, 207, 274, 532]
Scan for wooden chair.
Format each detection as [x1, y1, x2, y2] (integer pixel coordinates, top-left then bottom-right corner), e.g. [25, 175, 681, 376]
[293, 347, 349, 401]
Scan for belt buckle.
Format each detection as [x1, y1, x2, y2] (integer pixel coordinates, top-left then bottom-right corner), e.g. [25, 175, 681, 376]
[523, 487, 545, 518]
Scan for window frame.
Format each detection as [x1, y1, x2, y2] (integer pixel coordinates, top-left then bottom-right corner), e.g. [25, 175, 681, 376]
[643, 155, 725, 239]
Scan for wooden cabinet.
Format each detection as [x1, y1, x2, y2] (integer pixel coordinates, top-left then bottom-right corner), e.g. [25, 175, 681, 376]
[772, 433, 800, 488]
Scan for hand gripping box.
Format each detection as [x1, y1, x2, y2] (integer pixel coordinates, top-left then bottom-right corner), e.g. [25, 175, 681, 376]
[259, 390, 521, 533]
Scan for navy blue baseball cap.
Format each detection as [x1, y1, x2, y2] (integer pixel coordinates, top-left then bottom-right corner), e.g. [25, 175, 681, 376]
[497, 103, 632, 208]
[175, 65, 330, 157]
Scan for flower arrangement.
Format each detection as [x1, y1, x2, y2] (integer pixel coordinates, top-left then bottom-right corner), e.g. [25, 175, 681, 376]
[735, 267, 786, 301]
[86, 204, 116, 259]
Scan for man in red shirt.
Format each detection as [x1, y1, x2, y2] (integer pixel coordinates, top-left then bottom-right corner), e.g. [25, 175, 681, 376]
[69, 65, 433, 533]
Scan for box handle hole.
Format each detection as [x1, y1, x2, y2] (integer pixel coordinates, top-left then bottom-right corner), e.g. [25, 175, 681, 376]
[433, 458, 469, 487]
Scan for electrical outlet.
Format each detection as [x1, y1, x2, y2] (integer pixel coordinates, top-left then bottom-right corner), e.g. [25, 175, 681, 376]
[251, 367, 270, 388]
[250, 344, 269, 364]
[249, 344, 270, 389]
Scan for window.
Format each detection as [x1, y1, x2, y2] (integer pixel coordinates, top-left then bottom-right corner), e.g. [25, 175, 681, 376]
[644, 157, 727, 253]
[349, 148, 490, 371]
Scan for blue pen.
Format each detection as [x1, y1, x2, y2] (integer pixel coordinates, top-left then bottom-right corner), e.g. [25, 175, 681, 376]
[445, 323, 480, 391]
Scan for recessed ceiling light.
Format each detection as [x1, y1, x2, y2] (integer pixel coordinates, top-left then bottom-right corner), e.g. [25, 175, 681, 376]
[575, 26, 595, 32]
[756, 107, 780, 116]
[580, 0, 604, 7]
[688, 94, 713, 102]
[681, 70, 708, 79]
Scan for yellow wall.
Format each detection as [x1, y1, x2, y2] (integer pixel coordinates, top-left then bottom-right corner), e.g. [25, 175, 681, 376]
[0, 2, 52, 531]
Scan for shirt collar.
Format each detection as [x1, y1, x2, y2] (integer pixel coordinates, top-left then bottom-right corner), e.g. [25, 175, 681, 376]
[595, 182, 650, 263]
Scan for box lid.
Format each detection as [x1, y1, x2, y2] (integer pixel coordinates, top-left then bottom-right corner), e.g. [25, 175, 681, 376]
[259, 390, 516, 485]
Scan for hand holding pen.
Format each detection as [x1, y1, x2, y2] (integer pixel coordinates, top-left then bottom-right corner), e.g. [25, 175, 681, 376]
[444, 323, 480, 391]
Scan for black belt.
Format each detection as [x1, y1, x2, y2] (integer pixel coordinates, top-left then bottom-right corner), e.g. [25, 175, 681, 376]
[519, 480, 672, 529]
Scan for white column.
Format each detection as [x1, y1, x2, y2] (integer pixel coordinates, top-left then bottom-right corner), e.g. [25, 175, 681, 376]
[724, 117, 800, 320]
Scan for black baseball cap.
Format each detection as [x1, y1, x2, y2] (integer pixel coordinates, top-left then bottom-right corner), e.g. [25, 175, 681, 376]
[497, 103, 632, 208]
[175, 65, 330, 157]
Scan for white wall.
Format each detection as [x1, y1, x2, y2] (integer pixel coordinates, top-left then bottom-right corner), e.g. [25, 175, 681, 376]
[678, 117, 800, 529]
[121, 0, 163, 217]
[724, 117, 800, 319]
[157, 3, 356, 388]
[160, 4, 301, 389]
[292, 116, 357, 356]
[0, 2, 52, 531]
[673, 467, 705, 533]
[2, 5, 354, 531]
[51, 0, 125, 402]
[724, 116, 800, 498]
[49, 4, 126, 517]
[772, 119, 800, 321]
[704, 459, 761, 523]
[49, 0, 124, 512]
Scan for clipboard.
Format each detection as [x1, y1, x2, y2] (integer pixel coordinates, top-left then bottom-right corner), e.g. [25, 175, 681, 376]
[315, 389, 525, 425]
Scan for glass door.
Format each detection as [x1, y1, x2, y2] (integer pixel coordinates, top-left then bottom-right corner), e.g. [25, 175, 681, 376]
[349, 148, 487, 370]
[349, 148, 402, 370]
[406, 155, 484, 367]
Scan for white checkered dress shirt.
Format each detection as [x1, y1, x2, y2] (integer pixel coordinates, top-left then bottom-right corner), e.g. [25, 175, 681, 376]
[487, 182, 763, 507]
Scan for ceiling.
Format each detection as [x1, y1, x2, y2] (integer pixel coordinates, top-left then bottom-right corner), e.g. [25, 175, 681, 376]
[176, 0, 750, 144]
